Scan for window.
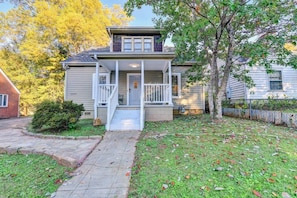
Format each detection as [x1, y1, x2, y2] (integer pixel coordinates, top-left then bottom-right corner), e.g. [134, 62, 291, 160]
[122, 37, 153, 52]
[0, 94, 8, 107]
[269, 71, 283, 90]
[123, 38, 132, 52]
[165, 73, 181, 98]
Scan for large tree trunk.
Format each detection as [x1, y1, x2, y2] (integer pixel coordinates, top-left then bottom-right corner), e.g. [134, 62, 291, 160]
[208, 83, 214, 118]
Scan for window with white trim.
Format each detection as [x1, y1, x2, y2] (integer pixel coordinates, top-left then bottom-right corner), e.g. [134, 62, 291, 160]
[122, 37, 153, 52]
[0, 94, 8, 107]
[269, 71, 283, 90]
[165, 73, 181, 98]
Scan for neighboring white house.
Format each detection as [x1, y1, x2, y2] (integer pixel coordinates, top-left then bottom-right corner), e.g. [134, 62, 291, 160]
[62, 26, 205, 131]
[227, 63, 297, 100]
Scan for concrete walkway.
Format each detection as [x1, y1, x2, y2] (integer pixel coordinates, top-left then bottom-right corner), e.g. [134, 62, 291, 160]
[55, 131, 140, 198]
[0, 117, 140, 198]
[0, 117, 101, 168]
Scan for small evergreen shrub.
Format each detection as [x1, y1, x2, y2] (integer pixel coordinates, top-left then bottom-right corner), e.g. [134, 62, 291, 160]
[32, 100, 85, 132]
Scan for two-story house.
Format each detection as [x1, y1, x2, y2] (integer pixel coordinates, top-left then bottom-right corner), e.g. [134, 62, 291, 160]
[62, 26, 205, 131]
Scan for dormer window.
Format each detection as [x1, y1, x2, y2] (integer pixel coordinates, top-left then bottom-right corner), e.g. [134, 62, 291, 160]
[122, 37, 153, 52]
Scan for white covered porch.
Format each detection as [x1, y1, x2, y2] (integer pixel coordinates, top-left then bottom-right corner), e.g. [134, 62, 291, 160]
[92, 54, 175, 131]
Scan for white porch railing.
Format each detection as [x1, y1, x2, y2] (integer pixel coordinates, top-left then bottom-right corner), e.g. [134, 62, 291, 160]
[97, 84, 116, 104]
[106, 86, 118, 131]
[144, 84, 170, 103]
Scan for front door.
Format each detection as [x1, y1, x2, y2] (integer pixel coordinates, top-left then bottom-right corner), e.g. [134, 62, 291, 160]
[128, 74, 141, 105]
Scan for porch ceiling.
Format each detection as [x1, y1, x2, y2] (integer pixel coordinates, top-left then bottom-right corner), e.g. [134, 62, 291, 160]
[99, 59, 171, 71]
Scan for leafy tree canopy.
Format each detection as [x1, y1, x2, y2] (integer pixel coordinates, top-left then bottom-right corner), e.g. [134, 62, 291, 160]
[0, 0, 132, 115]
[125, 0, 297, 119]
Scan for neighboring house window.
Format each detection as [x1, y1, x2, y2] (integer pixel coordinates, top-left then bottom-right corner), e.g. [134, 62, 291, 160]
[269, 71, 283, 90]
[165, 73, 181, 98]
[0, 94, 8, 107]
[122, 37, 153, 52]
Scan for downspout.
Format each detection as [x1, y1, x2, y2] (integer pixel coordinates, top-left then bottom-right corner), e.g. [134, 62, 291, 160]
[94, 61, 99, 119]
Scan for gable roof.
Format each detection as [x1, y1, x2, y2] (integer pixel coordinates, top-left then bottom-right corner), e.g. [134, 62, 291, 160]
[61, 47, 110, 65]
[106, 26, 162, 36]
[0, 68, 20, 94]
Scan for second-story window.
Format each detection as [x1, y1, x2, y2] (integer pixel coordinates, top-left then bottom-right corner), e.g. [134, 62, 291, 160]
[123, 37, 153, 52]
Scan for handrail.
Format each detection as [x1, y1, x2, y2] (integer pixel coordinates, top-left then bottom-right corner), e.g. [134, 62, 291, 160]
[144, 84, 170, 103]
[106, 86, 118, 131]
[97, 84, 116, 104]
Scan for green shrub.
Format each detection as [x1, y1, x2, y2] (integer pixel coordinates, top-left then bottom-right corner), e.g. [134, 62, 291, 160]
[32, 100, 85, 132]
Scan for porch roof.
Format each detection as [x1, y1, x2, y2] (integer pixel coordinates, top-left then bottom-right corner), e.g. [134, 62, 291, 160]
[91, 52, 175, 71]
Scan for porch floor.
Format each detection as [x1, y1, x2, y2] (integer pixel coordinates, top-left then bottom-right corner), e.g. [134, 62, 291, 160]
[109, 109, 140, 131]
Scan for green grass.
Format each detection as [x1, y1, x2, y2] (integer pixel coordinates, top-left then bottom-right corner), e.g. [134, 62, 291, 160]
[0, 154, 73, 197]
[29, 119, 105, 137]
[129, 115, 297, 197]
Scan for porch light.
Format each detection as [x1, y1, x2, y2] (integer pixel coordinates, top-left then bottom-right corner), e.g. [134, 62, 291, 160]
[129, 63, 140, 68]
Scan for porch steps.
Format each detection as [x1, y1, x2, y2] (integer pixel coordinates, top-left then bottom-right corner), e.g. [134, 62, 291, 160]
[109, 109, 140, 131]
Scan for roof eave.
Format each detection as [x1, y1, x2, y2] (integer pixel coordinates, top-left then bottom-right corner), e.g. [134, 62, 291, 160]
[90, 52, 175, 60]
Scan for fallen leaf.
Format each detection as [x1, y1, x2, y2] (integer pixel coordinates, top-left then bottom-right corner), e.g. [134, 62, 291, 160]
[214, 167, 224, 171]
[272, 173, 277, 177]
[252, 190, 262, 197]
[272, 192, 278, 197]
[55, 179, 63, 184]
[162, 184, 168, 190]
[282, 192, 291, 198]
[125, 172, 130, 176]
[201, 186, 210, 191]
[267, 178, 276, 183]
[215, 187, 224, 191]
[171, 181, 175, 186]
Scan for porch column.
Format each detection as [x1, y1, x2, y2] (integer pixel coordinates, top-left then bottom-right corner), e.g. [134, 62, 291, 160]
[141, 60, 144, 96]
[94, 62, 99, 119]
[140, 60, 145, 130]
[116, 60, 119, 105]
[168, 61, 173, 105]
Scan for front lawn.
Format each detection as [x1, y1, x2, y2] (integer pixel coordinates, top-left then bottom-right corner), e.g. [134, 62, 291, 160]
[28, 119, 106, 137]
[129, 115, 297, 197]
[0, 154, 73, 197]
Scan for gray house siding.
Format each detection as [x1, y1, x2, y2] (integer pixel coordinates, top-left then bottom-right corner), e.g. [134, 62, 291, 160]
[227, 65, 297, 100]
[172, 66, 205, 113]
[65, 66, 95, 112]
[227, 75, 246, 99]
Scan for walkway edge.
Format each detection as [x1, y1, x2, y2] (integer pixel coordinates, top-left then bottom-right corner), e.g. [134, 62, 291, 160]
[22, 128, 102, 140]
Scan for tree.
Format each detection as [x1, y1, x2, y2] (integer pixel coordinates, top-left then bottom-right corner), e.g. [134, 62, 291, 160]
[0, 0, 132, 114]
[125, 0, 297, 120]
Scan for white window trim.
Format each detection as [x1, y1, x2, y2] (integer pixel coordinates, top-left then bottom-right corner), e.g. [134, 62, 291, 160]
[122, 36, 154, 52]
[0, 94, 8, 107]
[268, 70, 283, 91]
[165, 73, 181, 98]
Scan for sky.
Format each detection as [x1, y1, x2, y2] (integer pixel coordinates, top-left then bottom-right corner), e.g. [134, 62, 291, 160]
[0, 1, 173, 46]
[0, 0, 156, 26]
